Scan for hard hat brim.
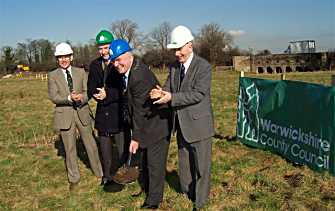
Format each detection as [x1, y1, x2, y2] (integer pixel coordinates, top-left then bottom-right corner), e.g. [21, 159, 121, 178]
[167, 43, 185, 49]
[167, 38, 193, 49]
[55, 53, 73, 57]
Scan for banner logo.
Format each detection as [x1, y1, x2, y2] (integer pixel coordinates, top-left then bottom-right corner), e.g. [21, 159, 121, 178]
[237, 83, 260, 143]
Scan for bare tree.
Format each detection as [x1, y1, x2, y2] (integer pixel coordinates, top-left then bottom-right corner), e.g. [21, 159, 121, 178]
[110, 19, 140, 47]
[150, 22, 171, 51]
[141, 22, 174, 69]
[16, 39, 35, 65]
[196, 23, 233, 65]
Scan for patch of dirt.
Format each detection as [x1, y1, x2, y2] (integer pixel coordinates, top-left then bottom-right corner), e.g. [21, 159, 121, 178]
[17, 143, 37, 149]
[283, 172, 304, 188]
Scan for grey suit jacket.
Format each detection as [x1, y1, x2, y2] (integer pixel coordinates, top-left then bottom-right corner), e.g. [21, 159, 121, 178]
[163, 54, 215, 143]
[48, 66, 92, 130]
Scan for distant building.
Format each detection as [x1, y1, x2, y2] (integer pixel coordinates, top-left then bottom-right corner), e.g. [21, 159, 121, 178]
[285, 40, 316, 54]
[233, 40, 334, 73]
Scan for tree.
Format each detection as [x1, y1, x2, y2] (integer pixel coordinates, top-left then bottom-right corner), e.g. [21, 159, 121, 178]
[16, 39, 36, 65]
[150, 22, 171, 51]
[196, 23, 233, 65]
[37, 39, 54, 64]
[72, 43, 97, 70]
[110, 19, 140, 48]
[1, 46, 15, 74]
[144, 22, 174, 69]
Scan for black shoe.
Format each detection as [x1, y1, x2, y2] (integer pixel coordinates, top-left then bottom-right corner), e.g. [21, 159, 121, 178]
[100, 180, 105, 186]
[103, 180, 124, 193]
[141, 202, 158, 209]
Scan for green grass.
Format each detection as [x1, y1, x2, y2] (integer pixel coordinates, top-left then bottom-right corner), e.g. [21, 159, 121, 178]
[0, 71, 335, 210]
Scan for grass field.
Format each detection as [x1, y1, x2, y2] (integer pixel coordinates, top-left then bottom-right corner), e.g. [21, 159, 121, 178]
[0, 70, 335, 210]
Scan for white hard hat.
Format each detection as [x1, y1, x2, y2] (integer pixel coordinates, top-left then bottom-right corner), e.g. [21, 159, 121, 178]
[54, 42, 73, 56]
[167, 25, 194, 49]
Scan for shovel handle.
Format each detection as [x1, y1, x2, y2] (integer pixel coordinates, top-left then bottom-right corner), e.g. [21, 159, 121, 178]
[127, 153, 132, 167]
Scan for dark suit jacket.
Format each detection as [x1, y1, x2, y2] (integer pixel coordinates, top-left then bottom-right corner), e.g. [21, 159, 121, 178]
[87, 57, 123, 133]
[163, 54, 215, 143]
[126, 59, 171, 148]
[48, 66, 92, 130]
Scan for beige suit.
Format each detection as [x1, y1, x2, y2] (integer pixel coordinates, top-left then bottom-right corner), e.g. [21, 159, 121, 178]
[48, 66, 102, 183]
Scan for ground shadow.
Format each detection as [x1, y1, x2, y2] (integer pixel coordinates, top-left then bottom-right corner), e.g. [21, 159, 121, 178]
[165, 169, 182, 193]
[54, 134, 92, 170]
[224, 135, 237, 142]
[213, 133, 237, 142]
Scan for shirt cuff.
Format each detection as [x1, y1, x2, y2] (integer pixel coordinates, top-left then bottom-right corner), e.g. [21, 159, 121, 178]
[68, 95, 72, 102]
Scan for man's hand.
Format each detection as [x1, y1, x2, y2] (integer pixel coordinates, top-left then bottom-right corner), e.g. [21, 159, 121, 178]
[71, 91, 83, 102]
[149, 85, 163, 99]
[70, 91, 78, 101]
[129, 140, 139, 154]
[93, 87, 106, 100]
[153, 90, 172, 104]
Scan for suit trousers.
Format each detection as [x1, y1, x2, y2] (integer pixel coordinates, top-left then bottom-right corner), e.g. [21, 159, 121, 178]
[114, 125, 132, 165]
[99, 135, 120, 181]
[140, 136, 170, 205]
[60, 110, 103, 183]
[177, 124, 212, 208]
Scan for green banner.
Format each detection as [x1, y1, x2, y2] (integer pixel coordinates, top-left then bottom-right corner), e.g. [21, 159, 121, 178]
[237, 77, 335, 175]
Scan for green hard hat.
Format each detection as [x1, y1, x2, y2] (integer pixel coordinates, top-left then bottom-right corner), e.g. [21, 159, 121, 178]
[96, 30, 114, 45]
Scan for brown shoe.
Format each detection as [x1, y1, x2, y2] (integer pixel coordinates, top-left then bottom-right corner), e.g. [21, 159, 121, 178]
[69, 182, 79, 191]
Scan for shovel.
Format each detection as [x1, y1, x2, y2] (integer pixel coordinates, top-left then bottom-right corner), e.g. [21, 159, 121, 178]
[112, 153, 139, 185]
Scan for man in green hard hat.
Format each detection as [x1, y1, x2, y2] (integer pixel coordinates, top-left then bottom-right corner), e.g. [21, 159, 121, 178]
[87, 30, 126, 192]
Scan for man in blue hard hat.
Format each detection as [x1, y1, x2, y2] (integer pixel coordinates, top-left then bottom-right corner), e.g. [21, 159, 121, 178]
[87, 30, 125, 192]
[109, 39, 171, 209]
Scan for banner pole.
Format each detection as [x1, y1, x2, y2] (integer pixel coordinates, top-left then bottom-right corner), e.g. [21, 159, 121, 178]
[281, 73, 286, 80]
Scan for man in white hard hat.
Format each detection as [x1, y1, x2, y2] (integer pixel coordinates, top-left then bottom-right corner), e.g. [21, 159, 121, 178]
[150, 25, 214, 209]
[48, 42, 103, 191]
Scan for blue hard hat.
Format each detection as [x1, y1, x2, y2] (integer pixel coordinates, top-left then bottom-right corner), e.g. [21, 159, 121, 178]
[109, 39, 132, 61]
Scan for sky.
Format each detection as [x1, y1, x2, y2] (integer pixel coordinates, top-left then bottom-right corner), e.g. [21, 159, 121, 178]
[0, 0, 334, 53]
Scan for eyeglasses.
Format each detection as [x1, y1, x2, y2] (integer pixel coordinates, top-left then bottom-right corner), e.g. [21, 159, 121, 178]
[57, 55, 71, 60]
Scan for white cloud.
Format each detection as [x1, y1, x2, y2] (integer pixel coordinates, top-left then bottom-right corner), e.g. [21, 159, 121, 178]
[228, 30, 246, 37]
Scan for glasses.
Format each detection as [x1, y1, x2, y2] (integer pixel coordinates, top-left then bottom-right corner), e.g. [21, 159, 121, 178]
[57, 55, 71, 60]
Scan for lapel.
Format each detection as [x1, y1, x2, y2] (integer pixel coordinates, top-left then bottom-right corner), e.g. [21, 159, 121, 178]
[126, 61, 135, 102]
[56, 68, 70, 94]
[177, 55, 198, 91]
[71, 67, 80, 92]
[172, 63, 181, 92]
[102, 60, 110, 87]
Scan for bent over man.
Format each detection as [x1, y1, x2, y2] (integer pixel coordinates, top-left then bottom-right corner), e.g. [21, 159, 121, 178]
[110, 39, 171, 209]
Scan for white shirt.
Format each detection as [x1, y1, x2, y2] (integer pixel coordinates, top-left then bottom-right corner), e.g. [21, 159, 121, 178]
[182, 52, 194, 74]
[61, 66, 73, 101]
[61, 66, 72, 83]
[123, 68, 130, 88]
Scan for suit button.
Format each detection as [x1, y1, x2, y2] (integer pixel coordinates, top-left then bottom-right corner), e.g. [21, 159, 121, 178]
[105, 112, 109, 116]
